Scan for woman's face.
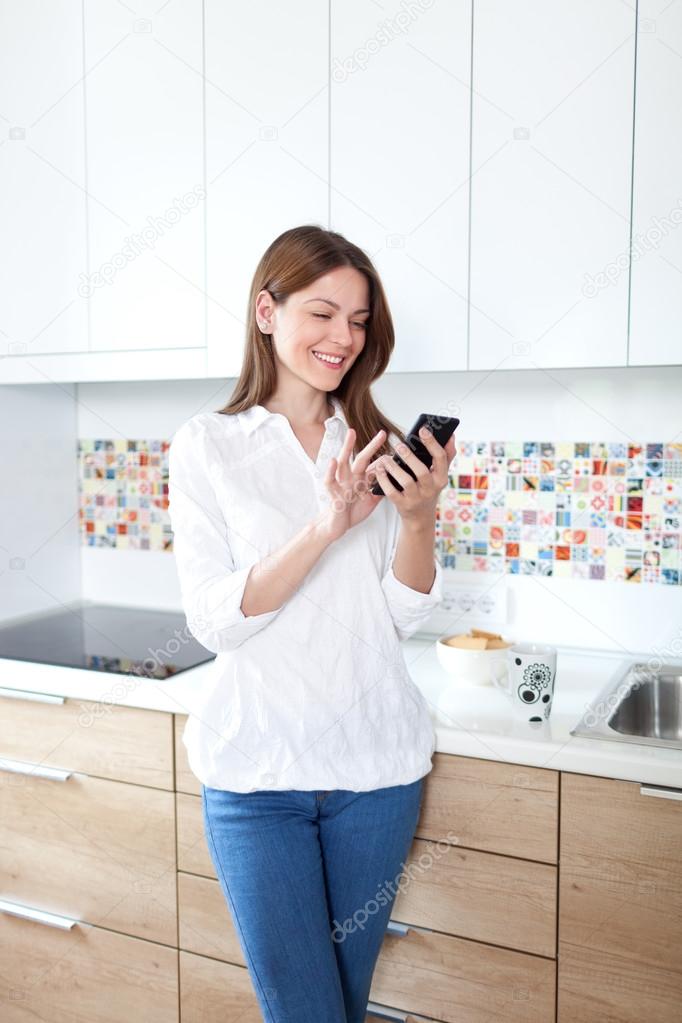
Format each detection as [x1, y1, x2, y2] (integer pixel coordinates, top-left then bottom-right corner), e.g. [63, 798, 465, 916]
[257, 267, 370, 392]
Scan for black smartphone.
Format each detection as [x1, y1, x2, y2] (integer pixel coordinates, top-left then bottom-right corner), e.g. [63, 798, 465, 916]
[370, 413, 460, 496]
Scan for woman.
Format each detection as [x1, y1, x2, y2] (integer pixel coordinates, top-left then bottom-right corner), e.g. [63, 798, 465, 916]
[168, 225, 456, 1022]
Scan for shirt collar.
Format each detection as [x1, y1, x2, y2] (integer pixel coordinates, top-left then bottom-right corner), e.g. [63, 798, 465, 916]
[241, 396, 348, 437]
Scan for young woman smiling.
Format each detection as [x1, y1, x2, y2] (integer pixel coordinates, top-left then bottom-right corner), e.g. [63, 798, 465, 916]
[168, 225, 456, 1022]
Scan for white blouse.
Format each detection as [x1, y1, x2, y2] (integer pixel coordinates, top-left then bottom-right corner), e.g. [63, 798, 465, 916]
[168, 396, 443, 793]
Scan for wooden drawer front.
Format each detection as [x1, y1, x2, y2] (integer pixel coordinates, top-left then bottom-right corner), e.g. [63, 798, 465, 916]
[179, 871, 244, 967]
[0, 772, 176, 945]
[177, 792, 216, 878]
[175, 714, 201, 795]
[180, 951, 262, 1023]
[558, 941, 682, 1023]
[179, 950, 436, 1023]
[559, 771, 682, 1020]
[393, 837, 556, 958]
[417, 753, 558, 863]
[0, 912, 177, 1022]
[0, 692, 173, 790]
[368, 1014, 438, 1023]
[370, 927, 555, 1023]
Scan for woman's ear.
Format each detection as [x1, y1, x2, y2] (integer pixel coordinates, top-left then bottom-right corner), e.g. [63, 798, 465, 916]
[255, 289, 274, 326]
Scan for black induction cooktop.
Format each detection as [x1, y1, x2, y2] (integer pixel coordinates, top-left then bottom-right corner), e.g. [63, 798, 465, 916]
[0, 602, 215, 679]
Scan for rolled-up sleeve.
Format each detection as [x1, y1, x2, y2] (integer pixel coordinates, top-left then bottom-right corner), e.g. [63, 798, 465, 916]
[168, 419, 283, 653]
[380, 504, 443, 642]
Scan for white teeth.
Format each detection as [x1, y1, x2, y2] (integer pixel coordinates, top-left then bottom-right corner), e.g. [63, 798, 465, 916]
[312, 351, 343, 365]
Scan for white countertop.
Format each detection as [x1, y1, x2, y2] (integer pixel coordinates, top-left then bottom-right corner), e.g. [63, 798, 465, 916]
[405, 638, 682, 788]
[1, 639, 681, 788]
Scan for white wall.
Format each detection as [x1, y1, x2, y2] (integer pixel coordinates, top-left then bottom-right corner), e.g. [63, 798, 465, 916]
[0, 384, 81, 625]
[76, 366, 682, 658]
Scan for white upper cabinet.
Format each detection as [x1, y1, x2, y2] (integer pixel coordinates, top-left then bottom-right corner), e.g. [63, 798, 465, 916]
[204, 0, 329, 378]
[3, 1, 681, 386]
[83, 0, 205, 354]
[629, 2, 682, 366]
[0, 0, 88, 359]
[330, 0, 471, 373]
[469, 0, 636, 370]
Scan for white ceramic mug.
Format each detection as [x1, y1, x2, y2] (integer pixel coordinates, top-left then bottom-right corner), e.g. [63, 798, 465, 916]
[491, 643, 558, 721]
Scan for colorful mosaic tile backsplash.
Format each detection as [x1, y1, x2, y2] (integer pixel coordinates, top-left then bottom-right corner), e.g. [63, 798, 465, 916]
[79, 439, 172, 551]
[436, 441, 682, 585]
[79, 438, 682, 585]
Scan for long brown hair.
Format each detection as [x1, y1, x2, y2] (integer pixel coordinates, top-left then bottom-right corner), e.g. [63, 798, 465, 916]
[216, 225, 406, 458]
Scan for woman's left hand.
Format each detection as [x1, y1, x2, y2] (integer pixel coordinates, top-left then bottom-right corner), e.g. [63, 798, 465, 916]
[367, 427, 456, 526]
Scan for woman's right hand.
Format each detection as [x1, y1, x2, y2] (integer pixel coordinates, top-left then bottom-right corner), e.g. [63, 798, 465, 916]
[317, 427, 387, 543]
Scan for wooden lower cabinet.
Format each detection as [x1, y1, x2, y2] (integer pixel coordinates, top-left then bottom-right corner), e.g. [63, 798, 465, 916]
[173, 743, 559, 1022]
[367, 1015, 440, 1023]
[178, 871, 244, 966]
[369, 926, 555, 1023]
[175, 715, 201, 796]
[558, 943, 682, 1023]
[394, 837, 556, 958]
[18, 702, 681, 1022]
[177, 871, 555, 1022]
[179, 947, 478, 1023]
[0, 912, 178, 1022]
[0, 771, 177, 945]
[0, 695, 174, 790]
[179, 951, 262, 1023]
[558, 772, 682, 1023]
[416, 753, 559, 864]
[176, 797, 557, 957]
[176, 791, 215, 877]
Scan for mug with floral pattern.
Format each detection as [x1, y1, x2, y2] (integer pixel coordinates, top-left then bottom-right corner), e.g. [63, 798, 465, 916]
[491, 643, 558, 722]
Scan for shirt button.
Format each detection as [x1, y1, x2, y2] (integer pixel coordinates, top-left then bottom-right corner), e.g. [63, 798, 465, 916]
[263, 773, 276, 785]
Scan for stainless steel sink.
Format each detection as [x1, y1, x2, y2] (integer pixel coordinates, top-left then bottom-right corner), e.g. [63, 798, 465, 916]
[571, 661, 682, 751]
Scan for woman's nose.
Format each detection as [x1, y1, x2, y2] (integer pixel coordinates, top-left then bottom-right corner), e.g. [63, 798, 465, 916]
[329, 319, 353, 348]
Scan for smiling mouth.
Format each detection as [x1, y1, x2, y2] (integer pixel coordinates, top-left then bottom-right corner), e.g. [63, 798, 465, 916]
[311, 350, 346, 367]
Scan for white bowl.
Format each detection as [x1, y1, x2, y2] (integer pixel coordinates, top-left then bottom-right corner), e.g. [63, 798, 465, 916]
[435, 637, 510, 687]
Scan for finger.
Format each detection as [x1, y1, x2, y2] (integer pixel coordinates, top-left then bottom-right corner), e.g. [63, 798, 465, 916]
[335, 428, 355, 478]
[375, 460, 400, 494]
[376, 456, 412, 488]
[351, 429, 386, 473]
[325, 457, 341, 496]
[419, 426, 448, 466]
[366, 454, 384, 474]
[393, 441, 429, 481]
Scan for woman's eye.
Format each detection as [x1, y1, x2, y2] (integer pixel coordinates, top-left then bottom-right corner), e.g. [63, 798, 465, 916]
[312, 313, 368, 328]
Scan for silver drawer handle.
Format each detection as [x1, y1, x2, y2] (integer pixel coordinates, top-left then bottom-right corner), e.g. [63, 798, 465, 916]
[640, 784, 682, 802]
[0, 898, 79, 930]
[386, 919, 411, 937]
[0, 757, 74, 781]
[366, 1002, 409, 1022]
[0, 686, 65, 704]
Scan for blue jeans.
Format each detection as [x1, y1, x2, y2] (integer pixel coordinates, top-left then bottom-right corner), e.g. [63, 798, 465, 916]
[201, 776, 425, 1023]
